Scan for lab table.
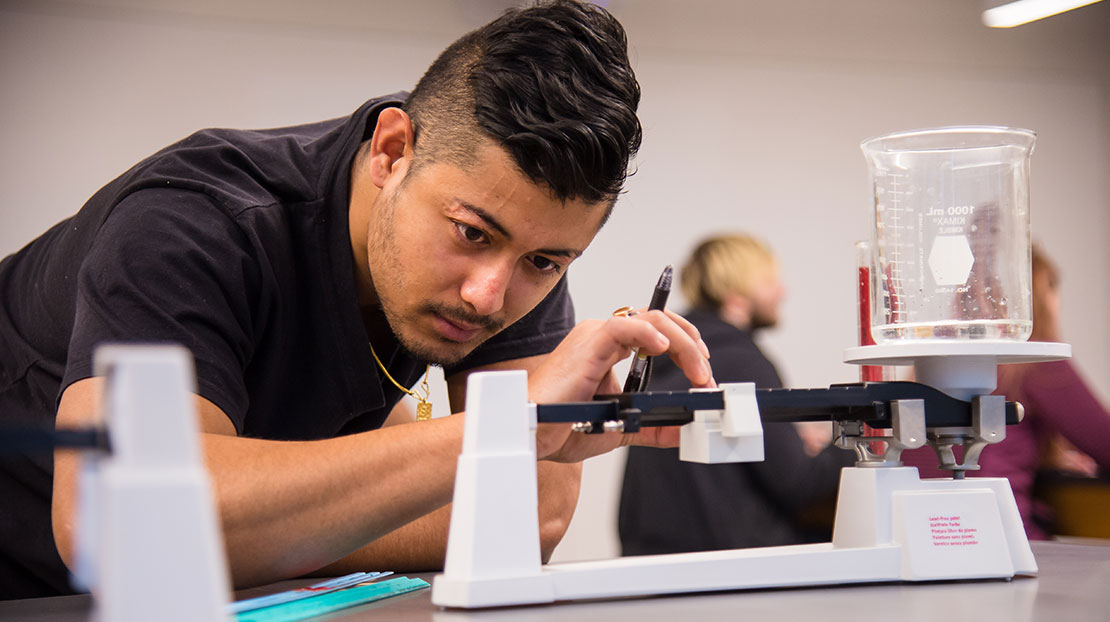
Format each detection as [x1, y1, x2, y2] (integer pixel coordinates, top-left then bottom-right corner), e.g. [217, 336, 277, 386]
[3, 540, 1109, 621]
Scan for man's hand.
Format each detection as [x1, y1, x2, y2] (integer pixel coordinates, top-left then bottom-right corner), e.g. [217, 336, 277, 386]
[527, 309, 714, 462]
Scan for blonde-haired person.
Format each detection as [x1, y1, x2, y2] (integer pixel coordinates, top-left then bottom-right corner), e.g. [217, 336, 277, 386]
[901, 244, 1110, 539]
[618, 234, 854, 554]
[680, 235, 782, 331]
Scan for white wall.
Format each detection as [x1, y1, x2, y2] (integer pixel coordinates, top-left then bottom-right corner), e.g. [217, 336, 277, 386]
[2, 0, 1107, 564]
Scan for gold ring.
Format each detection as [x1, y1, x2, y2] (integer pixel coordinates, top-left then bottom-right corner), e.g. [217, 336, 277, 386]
[612, 306, 636, 317]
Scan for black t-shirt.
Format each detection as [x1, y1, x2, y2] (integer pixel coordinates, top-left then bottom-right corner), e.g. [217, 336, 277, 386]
[618, 308, 853, 555]
[0, 94, 575, 598]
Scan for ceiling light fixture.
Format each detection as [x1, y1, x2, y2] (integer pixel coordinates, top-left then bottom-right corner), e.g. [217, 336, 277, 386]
[982, 0, 1104, 27]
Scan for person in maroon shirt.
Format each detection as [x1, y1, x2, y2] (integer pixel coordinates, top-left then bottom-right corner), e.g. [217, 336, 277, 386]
[902, 245, 1110, 539]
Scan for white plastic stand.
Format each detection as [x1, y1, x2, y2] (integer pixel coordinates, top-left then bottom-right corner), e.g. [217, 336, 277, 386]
[431, 371, 1039, 609]
[74, 345, 231, 622]
[679, 383, 764, 463]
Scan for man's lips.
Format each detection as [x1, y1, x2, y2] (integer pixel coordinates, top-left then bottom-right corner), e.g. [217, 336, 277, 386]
[431, 311, 485, 342]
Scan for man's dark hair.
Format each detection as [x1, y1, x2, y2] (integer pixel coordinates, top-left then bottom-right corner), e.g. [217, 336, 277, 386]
[404, 0, 642, 215]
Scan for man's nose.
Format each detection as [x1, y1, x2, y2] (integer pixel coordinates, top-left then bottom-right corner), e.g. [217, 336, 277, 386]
[460, 260, 513, 316]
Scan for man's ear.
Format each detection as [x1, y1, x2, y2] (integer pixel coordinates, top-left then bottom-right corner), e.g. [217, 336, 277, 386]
[366, 107, 415, 189]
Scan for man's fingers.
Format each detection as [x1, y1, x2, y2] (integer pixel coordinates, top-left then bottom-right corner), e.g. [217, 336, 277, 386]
[598, 369, 623, 395]
[620, 425, 681, 449]
[618, 311, 713, 387]
[602, 314, 670, 353]
[626, 308, 708, 358]
[665, 310, 711, 359]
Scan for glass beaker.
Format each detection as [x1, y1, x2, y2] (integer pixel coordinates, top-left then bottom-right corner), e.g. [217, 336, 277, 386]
[861, 126, 1035, 343]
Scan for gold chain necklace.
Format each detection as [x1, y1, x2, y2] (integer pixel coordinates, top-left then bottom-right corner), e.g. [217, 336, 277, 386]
[369, 342, 433, 421]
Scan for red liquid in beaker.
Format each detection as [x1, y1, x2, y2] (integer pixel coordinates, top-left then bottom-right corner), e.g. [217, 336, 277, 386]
[858, 264, 888, 453]
[858, 266, 883, 382]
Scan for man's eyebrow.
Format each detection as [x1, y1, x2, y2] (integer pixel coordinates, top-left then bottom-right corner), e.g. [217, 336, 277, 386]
[462, 202, 512, 239]
[537, 247, 582, 259]
[460, 202, 583, 259]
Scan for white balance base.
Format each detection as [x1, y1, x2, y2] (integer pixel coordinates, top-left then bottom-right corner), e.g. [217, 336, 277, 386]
[431, 371, 1035, 609]
[434, 466, 1033, 608]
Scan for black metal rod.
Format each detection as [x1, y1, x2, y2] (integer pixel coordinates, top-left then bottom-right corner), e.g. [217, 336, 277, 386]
[0, 424, 111, 454]
[536, 382, 1021, 432]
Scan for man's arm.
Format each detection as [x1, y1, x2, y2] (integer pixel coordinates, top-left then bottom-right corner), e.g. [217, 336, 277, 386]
[52, 310, 709, 589]
[52, 377, 468, 588]
[312, 355, 581, 575]
[310, 461, 579, 574]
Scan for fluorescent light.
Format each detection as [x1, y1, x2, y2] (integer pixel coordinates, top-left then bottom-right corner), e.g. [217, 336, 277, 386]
[982, 0, 1104, 27]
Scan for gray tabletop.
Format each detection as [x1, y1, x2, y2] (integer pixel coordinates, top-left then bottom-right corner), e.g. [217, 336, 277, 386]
[4, 541, 1110, 621]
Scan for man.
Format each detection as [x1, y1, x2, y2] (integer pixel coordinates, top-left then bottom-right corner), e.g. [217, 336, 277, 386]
[619, 234, 852, 555]
[0, 0, 713, 599]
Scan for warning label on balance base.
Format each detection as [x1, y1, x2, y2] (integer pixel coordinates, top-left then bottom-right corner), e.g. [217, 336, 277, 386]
[893, 488, 1013, 579]
[928, 514, 980, 547]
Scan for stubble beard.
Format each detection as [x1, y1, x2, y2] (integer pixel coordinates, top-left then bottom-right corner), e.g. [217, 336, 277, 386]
[365, 191, 503, 367]
[749, 304, 779, 332]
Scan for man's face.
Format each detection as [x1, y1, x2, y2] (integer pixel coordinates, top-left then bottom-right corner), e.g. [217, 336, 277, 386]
[748, 270, 786, 331]
[365, 140, 606, 365]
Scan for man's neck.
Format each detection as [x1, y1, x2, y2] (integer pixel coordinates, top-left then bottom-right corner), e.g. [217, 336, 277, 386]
[348, 143, 380, 311]
[718, 303, 752, 332]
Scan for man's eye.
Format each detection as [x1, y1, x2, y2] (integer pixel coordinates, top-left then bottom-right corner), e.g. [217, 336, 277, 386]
[455, 222, 488, 244]
[529, 255, 561, 274]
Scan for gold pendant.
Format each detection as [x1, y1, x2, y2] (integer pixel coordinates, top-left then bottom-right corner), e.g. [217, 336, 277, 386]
[417, 401, 433, 421]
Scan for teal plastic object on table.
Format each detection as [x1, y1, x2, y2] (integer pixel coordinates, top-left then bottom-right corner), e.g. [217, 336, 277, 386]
[234, 576, 430, 622]
[230, 572, 392, 614]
